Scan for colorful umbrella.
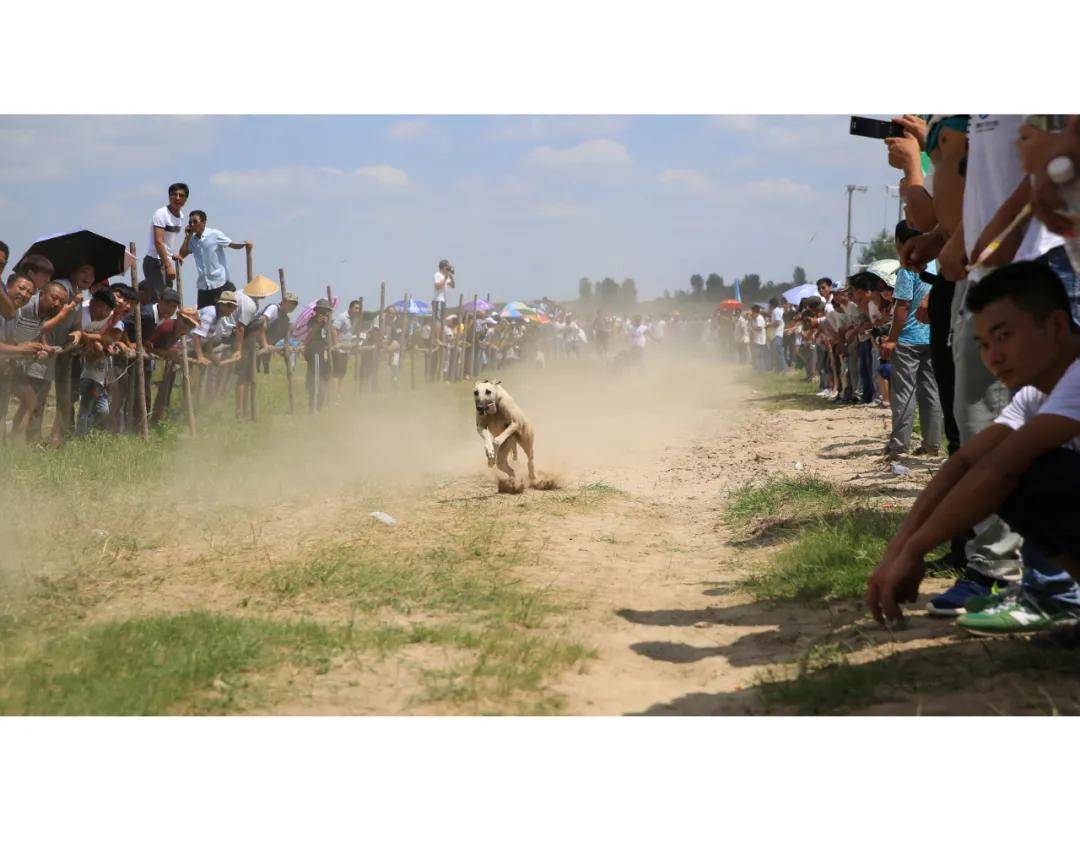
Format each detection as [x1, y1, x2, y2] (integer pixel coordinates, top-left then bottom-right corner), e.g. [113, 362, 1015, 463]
[463, 298, 495, 313]
[292, 295, 340, 339]
[500, 301, 536, 319]
[717, 299, 743, 311]
[390, 298, 432, 316]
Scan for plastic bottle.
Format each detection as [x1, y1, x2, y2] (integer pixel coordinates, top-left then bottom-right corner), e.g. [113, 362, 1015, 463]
[1047, 155, 1080, 274]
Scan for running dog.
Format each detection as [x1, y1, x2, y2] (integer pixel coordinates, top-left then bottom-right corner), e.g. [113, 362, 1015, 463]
[473, 379, 536, 485]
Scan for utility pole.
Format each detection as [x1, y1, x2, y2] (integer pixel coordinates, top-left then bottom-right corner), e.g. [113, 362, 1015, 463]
[844, 184, 868, 279]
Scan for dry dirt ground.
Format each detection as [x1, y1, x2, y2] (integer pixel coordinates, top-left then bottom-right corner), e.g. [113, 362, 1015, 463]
[5, 351, 1078, 715]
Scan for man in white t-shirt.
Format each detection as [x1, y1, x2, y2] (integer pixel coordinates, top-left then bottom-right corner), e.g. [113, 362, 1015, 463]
[750, 305, 767, 371]
[144, 182, 189, 301]
[215, 289, 259, 419]
[767, 298, 787, 373]
[433, 259, 454, 327]
[867, 261, 1080, 634]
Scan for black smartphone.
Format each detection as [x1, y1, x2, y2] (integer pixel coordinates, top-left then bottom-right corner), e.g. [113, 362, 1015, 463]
[849, 116, 905, 139]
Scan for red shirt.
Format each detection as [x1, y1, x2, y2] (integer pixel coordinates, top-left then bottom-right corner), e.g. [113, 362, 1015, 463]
[146, 318, 182, 352]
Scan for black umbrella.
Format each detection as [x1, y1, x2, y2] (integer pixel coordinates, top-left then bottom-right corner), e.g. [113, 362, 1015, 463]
[22, 228, 129, 282]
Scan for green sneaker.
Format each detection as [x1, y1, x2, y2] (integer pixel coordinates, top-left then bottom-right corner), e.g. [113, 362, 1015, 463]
[957, 593, 1079, 636]
[963, 583, 1020, 615]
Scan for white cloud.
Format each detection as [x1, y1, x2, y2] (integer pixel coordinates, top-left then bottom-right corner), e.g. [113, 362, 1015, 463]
[211, 163, 410, 196]
[356, 164, 409, 186]
[524, 138, 632, 168]
[384, 119, 431, 141]
[491, 116, 630, 142]
[744, 177, 816, 202]
[657, 168, 713, 194]
[0, 116, 218, 183]
[708, 115, 759, 133]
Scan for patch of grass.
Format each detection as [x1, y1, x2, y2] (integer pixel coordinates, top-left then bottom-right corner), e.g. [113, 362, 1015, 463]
[756, 642, 919, 714]
[726, 475, 853, 526]
[0, 611, 352, 715]
[757, 635, 1080, 715]
[742, 372, 835, 412]
[745, 508, 905, 602]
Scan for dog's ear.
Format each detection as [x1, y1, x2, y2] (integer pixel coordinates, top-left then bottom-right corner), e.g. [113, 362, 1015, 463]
[493, 379, 502, 386]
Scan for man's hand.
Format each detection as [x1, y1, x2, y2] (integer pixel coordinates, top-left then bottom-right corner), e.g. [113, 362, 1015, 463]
[245, 241, 254, 250]
[231, 351, 242, 363]
[196, 355, 211, 366]
[893, 114, 928, 150]
[865, 546, 925, 624]
[938, 230, 969, 281]
[1021, 119, 1080, 236]
[900, 230, 946, 271]
[886, 132, 921, 174]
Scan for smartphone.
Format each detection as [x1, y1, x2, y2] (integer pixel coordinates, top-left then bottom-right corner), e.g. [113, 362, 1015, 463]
[849, 116, 905, 139]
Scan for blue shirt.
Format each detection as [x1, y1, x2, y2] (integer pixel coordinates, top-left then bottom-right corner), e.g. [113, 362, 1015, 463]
[893, 267, 932, 345]
[188, 227, 232, 292]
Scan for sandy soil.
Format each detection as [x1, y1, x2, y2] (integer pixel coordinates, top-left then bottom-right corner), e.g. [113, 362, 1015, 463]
[13, 349, 1077, 715]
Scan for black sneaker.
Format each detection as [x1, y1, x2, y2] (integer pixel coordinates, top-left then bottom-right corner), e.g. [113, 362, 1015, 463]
[925, 553, 966, 574]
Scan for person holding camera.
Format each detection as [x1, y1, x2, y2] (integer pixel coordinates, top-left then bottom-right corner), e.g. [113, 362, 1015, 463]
[433, 259, 454, 326]
[178, 211, 253, 309]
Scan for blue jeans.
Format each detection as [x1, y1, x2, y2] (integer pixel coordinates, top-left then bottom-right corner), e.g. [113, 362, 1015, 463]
[857, 340, 875, 402]
[771, 336, 786, 372]
[76, 378, 109, 436]
[1038, 245, 1080, 325]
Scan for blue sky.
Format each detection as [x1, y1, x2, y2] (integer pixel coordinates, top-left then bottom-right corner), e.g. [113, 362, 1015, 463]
[0, 115, 904, 307]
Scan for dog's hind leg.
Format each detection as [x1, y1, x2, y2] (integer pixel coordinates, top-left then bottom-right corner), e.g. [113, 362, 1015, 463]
[496, 440, 516, 480]
[521, 434, 536, 483]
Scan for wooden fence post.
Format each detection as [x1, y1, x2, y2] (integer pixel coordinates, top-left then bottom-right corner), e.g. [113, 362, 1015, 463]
[129, 242, 149, 441]
[277, 268, 296, 415]
[175, 263, 197, 436]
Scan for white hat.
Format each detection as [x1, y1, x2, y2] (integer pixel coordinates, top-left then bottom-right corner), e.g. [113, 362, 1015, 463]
[863, 259, 901, 289]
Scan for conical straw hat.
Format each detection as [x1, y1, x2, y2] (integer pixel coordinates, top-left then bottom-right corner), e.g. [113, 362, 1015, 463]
[244, 274, 280, 298]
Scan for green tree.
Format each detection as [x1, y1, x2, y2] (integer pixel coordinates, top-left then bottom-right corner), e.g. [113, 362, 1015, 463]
[705, 273, 724, 298]
[619, 278, 638, 307]
[740, 273, 761, 296]
[859, 230, 896, 265]
[598, 277, 620, 304]
[578, 277, 593, 301]
[690, 274, 705, 297]
[662, 288, 671, 300]
[792, 265, 807, 285]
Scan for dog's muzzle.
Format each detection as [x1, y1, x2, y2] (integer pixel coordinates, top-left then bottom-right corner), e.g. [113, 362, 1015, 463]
[476, 401, 495, 415]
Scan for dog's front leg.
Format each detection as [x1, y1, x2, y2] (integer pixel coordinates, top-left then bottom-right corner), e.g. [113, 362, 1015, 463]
[492, 421, 519, 449]
[478, 427, 497, 466]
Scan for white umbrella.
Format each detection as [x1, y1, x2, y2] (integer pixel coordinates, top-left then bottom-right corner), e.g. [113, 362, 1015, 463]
[782, 283, 820, 305]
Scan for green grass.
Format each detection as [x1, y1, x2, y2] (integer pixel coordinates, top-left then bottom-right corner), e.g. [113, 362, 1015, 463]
[742, 371, 834, 412]
[757, 636, 1080, 715]
[726, 475, 854, 527]
[745, 508, 905, 602]
[0, 611, 352, 715]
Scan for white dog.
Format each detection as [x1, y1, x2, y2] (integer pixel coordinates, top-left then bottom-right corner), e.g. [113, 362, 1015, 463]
[473, 379, 536, 484]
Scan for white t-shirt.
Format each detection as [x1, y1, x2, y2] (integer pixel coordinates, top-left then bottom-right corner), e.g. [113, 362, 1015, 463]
[147, 206, 185, 261]
[227, 292, 259, 328]
[630, 324, 649, 348]
[194, 306, 218, 339]
[769, 306, 784, 339]
[752, 314, 767, 346]
[736, 316, 750, 344]
[433, 271, 450, 304]
[994, 357, 1080, 451]
[964, 115, 1061, 280]
[653, 319, 667, 340]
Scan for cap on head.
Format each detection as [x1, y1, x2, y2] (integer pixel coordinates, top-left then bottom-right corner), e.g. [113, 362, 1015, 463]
[218, 290, 238, 306]
[283, 291, 299, 304]
[315, 298, 332, 312]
